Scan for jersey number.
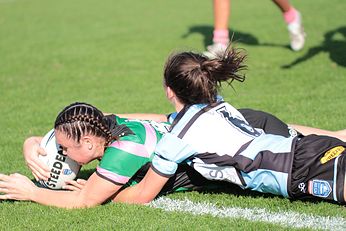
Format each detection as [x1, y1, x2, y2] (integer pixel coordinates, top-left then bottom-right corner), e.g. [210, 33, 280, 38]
[216, 106, 261, 137]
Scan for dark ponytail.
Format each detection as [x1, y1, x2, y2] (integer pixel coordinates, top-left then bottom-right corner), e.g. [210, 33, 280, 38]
[163, 45, 247, 105]
[54, 102, 133, 145]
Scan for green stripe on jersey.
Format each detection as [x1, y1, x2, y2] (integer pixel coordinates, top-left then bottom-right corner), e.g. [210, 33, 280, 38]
[99, 115, 167, 179]
[101, 146, 150, 178]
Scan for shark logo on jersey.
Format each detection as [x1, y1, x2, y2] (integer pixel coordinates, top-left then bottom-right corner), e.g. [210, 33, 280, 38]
[216, 106, 261, 137]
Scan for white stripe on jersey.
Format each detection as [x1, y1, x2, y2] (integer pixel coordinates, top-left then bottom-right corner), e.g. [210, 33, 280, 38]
[153, 102, 295, 197]
[153, 102, 260, 178]
[170, 103, 261, 155]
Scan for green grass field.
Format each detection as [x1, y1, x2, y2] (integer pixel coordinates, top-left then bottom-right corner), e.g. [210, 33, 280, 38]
[1, 0, 346, 229]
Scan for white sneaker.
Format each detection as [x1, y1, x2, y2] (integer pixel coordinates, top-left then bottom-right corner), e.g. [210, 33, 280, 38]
[287, 12, 306, 51]
[203, 43, 228, 58]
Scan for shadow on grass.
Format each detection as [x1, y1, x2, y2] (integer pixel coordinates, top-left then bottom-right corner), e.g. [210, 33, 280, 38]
[282, 26, 346, 69]
[183, 25, 346, 69]
[163, 179, 344, 206]
[182, 25, 260, 48]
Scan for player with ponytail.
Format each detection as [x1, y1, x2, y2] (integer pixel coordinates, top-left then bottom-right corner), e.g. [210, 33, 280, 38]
[114, 46, 346, 205]
[163, 47, 246, 105]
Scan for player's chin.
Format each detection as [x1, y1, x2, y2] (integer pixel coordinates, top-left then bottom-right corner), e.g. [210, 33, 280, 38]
[77, 161, 85, 165]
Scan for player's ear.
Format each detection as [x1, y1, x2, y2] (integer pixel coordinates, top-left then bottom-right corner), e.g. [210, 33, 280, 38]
[82, 136, 93, 150]
[165, 86, 175, 101]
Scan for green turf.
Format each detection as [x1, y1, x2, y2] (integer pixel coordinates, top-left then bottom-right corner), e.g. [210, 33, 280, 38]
[1, 0, 346, 229]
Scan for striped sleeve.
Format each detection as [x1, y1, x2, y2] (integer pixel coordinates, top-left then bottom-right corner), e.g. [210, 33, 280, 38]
[97, 118, 161, 185]
[152, 133, 196, 177]
[97, 142, 151, 185]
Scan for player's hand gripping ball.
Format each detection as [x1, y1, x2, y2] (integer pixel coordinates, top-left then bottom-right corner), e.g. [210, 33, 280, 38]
[38, 129, 81, 189]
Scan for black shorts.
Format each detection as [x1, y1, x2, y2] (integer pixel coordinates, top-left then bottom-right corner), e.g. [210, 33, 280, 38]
[289, 134, 346, 203]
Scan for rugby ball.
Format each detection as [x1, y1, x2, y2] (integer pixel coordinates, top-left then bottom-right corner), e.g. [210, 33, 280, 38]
[38, 129, 81, 189]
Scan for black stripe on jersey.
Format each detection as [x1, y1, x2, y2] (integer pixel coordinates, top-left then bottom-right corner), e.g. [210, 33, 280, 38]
[234, 139, 293, 174]
[169, 105, 191, 132]
[194, 152, 237, 166]
[176, 102, 224, 139]
[192, 154, 246, 186]
[235, 151, 293, 173]
[95, 171, 124, 186]
[195, 150, 292, 174]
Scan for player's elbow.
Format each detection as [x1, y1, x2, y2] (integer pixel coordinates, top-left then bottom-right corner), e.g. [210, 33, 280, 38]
[137, 193, 155, 204]
[133, 187, 159, 204]
[112, 189, 156, 205]
[67, 193, 104, 209]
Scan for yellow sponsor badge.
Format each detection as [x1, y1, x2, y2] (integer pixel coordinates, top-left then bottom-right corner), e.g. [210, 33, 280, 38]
[320, 146, 345, 164]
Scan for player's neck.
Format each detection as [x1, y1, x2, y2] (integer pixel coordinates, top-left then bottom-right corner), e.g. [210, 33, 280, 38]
[175, 103, 184, 113]
[167, 88, 185, 113]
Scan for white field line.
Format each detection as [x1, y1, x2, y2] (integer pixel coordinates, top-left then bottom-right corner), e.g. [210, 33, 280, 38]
[150, 197, 346, 230]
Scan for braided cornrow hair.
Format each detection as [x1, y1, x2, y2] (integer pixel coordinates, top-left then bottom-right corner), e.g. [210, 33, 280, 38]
[54, 102, 133, 145]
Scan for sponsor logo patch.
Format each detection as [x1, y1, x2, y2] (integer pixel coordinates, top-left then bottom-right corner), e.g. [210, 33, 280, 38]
[308, 180, 332, 198]
[320, 146, 345, 164]
[63, 169, 73, 175]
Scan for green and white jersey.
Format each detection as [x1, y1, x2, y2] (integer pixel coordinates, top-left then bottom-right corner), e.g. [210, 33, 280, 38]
[96, 115, 169, 185]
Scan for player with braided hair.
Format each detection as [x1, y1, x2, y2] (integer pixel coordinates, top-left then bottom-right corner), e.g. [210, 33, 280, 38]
[54, 102, 136, 149]
[0, 102, 216, 208]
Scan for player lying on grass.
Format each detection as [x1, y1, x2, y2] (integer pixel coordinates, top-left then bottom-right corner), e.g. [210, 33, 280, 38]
[0, 102, 298, 208]
[2, 46, 346, 206]
[0, 102, 216, 208]
[110, 47, 346, 205]
[0, 101, 345, 208]
[23, 107, 346, 183]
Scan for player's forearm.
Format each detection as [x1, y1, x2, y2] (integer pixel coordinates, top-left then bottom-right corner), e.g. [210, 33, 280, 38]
[290, 124, 346, 142]
[113, 168, 169, 204]
[30, 187, 94, 209]
[113, 185, 149, 204]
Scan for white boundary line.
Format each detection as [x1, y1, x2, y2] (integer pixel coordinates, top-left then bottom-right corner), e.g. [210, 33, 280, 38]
[150, 197, 346, 230]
